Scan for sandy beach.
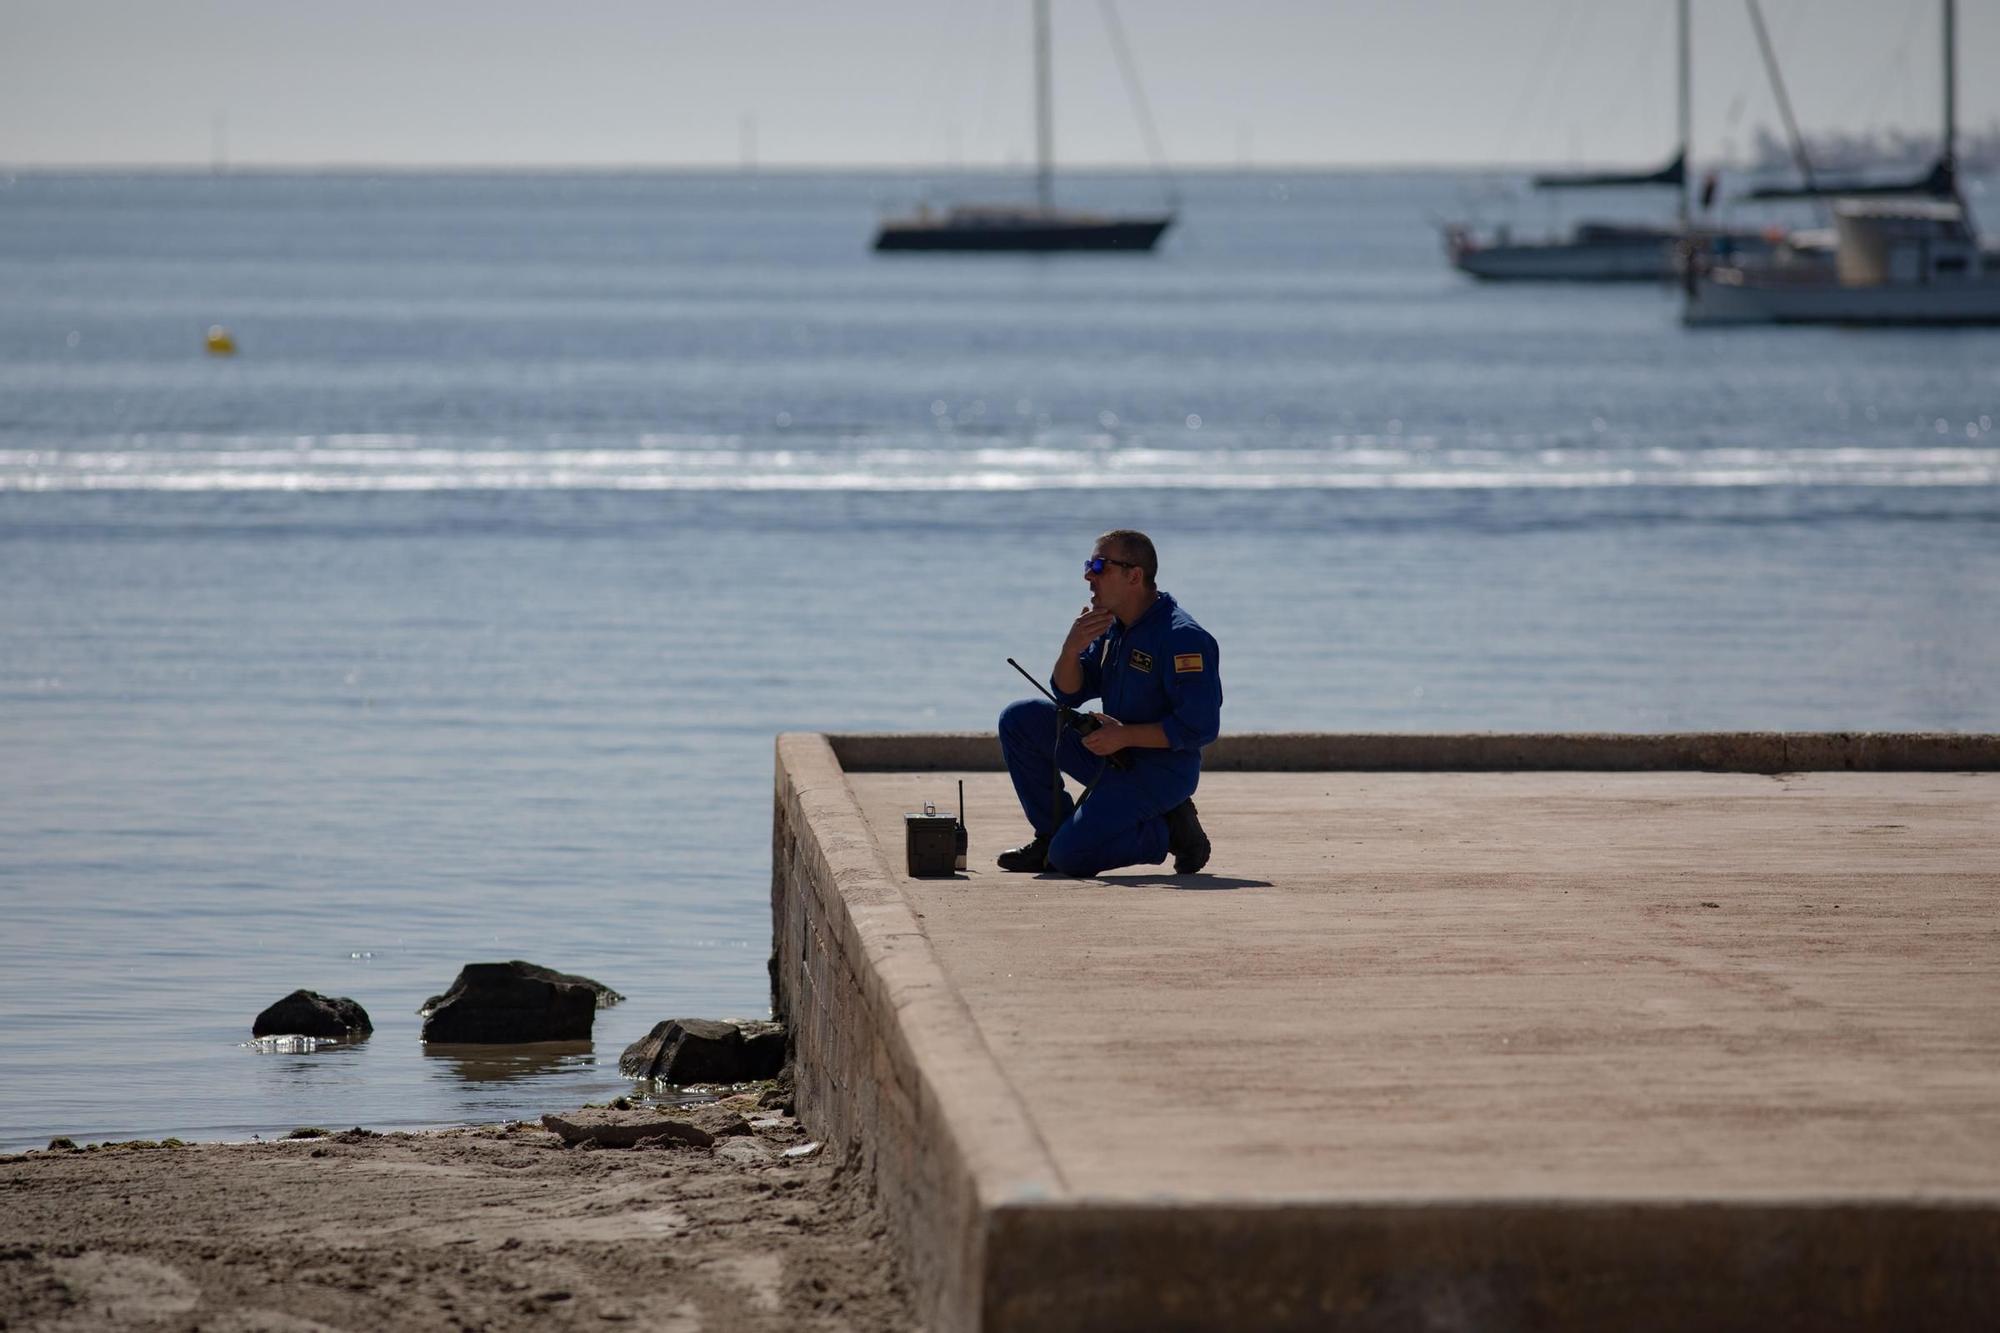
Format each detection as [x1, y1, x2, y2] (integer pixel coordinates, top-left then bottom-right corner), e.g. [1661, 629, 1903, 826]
[0, 1103, 916, 1332]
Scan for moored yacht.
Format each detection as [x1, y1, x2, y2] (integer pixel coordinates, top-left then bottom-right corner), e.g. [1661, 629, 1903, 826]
[873, 0, 1173, 254]
[1685, 199, 2000, 325]
[1684, 0, 2000, 326]
[874, 203, 1171, 253]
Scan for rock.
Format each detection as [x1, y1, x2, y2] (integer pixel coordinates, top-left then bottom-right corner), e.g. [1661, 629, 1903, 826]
[619, 1019, 787, 1084]
[756, 1071, 796, 1114]
[683, 1109, 752, 1139]
[713, 1138, 773, 1165]
[420, 962, 597, 1043]
[420, 960, 622, 1015]
[743, 1022, 787, 1077]
[539, 1110, 713, 1150]
[252, 990, 372, 1038]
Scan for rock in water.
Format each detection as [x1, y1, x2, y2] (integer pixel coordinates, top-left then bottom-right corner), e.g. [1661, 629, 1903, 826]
[252, 990, 372, 1038]
[420, 963, 596, 1043]
[619, 1019, 787, 1084]
[419, 959, 623, 1014]
[741, 1020, 786, 1078]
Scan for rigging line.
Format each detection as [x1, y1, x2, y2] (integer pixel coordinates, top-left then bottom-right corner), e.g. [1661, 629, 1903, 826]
[1600, 0, 1680, 161]
[916, 0, 979, 170]
[1853, 0, 1931, 142]
[1556, 0, 1606, 160]
[1744, 0, 1829, 224]
[1582, 0, 1677, 162]
[965, 0, 1016, 173]
[1096, 0, 1178, 207]
[1528, 0, 1607, 165]
[1493, 0, 1579, 164]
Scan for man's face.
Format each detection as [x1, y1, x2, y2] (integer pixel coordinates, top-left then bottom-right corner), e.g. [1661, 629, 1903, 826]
[1085, 544, 1146, 618]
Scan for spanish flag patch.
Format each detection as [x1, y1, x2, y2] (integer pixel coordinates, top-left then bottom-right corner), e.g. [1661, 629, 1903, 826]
[1174, 652, 1203, 673]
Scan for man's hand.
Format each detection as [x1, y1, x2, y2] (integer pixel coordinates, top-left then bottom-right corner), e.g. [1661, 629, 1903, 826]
[1081, 713, 1128, 755]
[1062, 605, 1115, 658]
[1082, 716, 1170, 757]
[1053, 605, 1115, 697]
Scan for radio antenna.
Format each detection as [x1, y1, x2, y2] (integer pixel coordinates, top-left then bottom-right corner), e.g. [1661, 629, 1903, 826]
[1006, 655, 1131, 776]
[1007, 657, 1060, 706]
[954, 777, 969, 871]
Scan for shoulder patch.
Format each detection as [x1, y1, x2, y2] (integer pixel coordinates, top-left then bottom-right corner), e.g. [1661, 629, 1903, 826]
[1174, 652, 1204, 674]
[1129, 648, 1153, 673]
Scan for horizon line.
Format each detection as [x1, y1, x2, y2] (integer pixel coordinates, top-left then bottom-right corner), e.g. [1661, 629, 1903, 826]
[9, 156, 1981, 177]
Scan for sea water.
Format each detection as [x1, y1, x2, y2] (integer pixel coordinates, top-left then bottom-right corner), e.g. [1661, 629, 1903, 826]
[2, 170, 1997, 1151]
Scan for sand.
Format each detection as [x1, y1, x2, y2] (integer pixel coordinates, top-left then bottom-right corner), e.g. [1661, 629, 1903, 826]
[0, 1104, 917, 1332]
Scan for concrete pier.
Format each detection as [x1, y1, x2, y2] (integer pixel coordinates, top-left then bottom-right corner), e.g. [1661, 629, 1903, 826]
[771, 733, 2000, 1332]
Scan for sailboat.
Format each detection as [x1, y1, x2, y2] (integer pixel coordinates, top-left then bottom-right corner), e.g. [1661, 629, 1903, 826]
[1444, 0, 1774, 282]
[1683, 0, 2000, 325]
[873, 0, 1173, 253]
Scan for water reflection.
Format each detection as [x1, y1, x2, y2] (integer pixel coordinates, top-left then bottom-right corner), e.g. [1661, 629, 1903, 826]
[420, 1042, 595, 1085]
[244, 1031, 372, 1104]
[246, 1034, 368, 1055]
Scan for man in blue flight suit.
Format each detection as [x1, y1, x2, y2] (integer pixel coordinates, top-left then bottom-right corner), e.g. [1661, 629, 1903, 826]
[996, 529, 1220, 877]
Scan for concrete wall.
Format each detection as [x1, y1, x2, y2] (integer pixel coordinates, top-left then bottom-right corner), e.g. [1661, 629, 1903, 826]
[771, 733, 1063, 1333]
[829, 730, 2000, 774]
[982, 1200, 2000, 1332]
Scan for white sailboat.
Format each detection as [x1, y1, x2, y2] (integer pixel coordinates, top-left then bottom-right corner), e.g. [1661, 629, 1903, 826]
[1684, 0, 2000, 325]
[873, 0, 1173, 253]
[1445, 0, 1777, 282]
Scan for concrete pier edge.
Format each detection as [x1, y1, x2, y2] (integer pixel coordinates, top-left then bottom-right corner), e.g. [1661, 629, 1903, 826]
[828, 729, 2000, 774]
[774, 733, 2000, 1331]
[772, 733, 1065, 1332]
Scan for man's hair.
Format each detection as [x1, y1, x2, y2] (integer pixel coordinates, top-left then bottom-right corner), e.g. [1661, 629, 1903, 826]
[1097, 529, 1158, 590]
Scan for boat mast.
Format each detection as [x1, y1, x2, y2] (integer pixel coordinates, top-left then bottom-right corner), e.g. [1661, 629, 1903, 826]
[1942, 0, 1956, 174]
[1941, 0, 1975, 231]
[1034, 0, 1054, 212]
[1677, 0, 1690, 229]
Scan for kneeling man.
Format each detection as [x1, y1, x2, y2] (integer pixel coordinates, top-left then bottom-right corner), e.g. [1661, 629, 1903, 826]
[997, 529, 1221, 877]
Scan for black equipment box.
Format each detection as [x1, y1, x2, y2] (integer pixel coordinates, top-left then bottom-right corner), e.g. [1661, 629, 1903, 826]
[905, 811, 959, 878]
[906, 782, 967, 879]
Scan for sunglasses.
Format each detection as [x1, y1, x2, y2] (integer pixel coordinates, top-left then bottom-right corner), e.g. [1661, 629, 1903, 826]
[1083, 556, 1140, 576]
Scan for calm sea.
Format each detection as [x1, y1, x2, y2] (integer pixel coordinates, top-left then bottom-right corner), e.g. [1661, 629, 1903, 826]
[2, 169, 1996, 1152]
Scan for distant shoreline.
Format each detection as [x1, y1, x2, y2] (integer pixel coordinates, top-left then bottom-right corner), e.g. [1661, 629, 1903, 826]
[12, 159, 1996, 177]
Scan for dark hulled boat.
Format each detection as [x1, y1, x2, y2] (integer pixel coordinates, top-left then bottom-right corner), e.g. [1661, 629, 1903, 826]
[872, 0, 1174, 255]
[873, 204, 1171, 253]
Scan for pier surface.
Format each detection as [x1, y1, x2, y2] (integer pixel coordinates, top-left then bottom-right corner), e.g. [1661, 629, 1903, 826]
[772, 735, 2000, 1332]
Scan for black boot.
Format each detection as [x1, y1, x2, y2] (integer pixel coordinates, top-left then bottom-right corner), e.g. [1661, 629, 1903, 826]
[1164, 800, 1210, 874]
[996, 835, 1051, 873]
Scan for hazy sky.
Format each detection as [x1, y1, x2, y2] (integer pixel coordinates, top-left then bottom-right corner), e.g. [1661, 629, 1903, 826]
[3, 0, 1992, 168]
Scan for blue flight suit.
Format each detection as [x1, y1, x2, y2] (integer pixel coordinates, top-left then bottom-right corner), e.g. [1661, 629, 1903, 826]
[998, 590, 1223, 877]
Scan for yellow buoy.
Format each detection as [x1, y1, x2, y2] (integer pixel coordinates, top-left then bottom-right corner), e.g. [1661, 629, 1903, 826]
[205, 325, 237, 356]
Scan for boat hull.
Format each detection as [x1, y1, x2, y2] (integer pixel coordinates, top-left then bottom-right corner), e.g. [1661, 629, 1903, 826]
[1447, 227, 1783, 283]
[1685, 274, 2000, 325]
[874, 216, 1171, 253]
[1450, 236, 1678, 282]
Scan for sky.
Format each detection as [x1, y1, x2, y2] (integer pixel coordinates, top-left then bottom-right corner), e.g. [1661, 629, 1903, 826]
[2, 0, 1992, 169]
